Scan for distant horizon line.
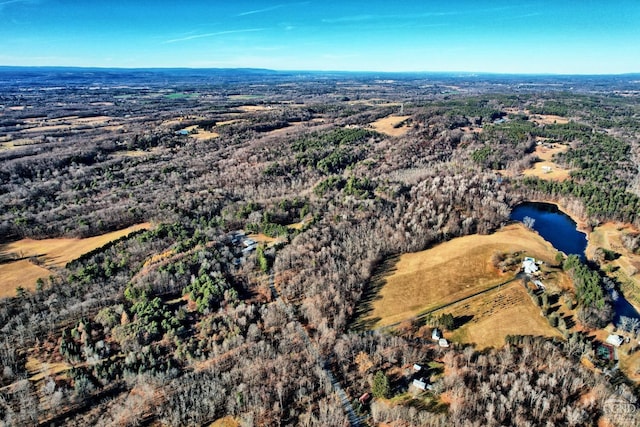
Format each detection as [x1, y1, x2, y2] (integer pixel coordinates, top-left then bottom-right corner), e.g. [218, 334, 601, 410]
[0, 65, 639, 77]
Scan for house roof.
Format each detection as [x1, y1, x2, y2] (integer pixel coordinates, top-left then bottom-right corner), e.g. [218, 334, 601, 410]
[412, 379, 427, 390]
[606, 334, 624, 347]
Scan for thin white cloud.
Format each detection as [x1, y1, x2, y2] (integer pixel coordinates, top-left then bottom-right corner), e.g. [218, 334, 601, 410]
[163, 28, 264, 44]
[322, 6, 535, 25]
[0, 0, 37, 11]
[238, 4, 284, 16]
[238, 2, 309, 17]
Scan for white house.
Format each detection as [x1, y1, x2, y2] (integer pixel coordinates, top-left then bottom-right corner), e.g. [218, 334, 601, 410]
[606, 334, 624, 347]
[438, 338, 450, 348]
[431, 328, 442, 341]
[523, 257, 539, 275]
[413, 364, 422, 372]
[412, 379, 427, 391]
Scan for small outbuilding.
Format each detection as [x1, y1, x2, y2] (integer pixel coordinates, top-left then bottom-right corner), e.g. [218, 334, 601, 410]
[432, 328, 442, 341]
[438, 338, 450, 348]
[413, 364, 422, 372]
[606, 334, 624, 347]
[358, 392, 371, 405]
[412, 379, 427, 391]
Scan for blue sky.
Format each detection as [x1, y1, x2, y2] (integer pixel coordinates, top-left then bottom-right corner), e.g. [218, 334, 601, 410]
[0, 0, 639, 73]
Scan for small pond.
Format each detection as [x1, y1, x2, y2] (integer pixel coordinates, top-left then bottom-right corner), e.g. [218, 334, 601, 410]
[510, 202, 640, 325]
[510, 202, 587, 260]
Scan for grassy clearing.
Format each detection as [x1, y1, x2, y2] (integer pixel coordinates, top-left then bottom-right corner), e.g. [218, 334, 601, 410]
[182, 125, 220, 140]
[0, 260, 52, 298]
[587, 222, 640, 310]
[370, 115, 412, 137]
[210, 416, 240, 427]
[530, 114, 570, 125]
[522, 144, 571, 181]
[365, 223, 560, 328]
[25, 357, 72, 382]
[0, 223, 151, 297]
[248, 233, 284, 247]
[446, 284, 562, 349]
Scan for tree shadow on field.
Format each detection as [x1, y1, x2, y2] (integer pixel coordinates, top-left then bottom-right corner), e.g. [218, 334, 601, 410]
[349, 254, 400, 332]
[454, 315, 474, 329]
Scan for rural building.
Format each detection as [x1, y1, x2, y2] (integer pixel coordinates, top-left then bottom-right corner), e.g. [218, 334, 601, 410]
[542, 166, 552, 173]
[438, 338, 450, 348]
[432, 328, 442, 341]
[242, 243, 257, 254]
[413, 364, 422, 372]
[242, 238, 257, 247]
[596, 343, 617, 361]
[533, 280, 546, 290]
[412, 379, 427, 391]
[606, 334, 624, 347]
[522, 257, 539, 275]
[358, 392, 371, 405]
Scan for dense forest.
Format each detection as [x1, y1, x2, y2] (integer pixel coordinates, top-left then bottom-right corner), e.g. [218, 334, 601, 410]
[1, 69, 639, 426]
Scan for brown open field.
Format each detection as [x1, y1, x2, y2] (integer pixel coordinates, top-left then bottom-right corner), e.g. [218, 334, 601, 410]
[0, 259, 52, 298]
[248, 233, 282, 246]
[238, 105, 269, 111]
[0, 223, 151, 297]
[365, 223, 560, 327]
[530, 114, 570, 125]
[210, 416, 240, 427]
[25, 357, 72, 382]
[370, 115, 412, 137]
[182, 125, 220, 140]
[587, 222, 640, 311]
[522, 144, 571, 181]
[447, 284, 562, 349]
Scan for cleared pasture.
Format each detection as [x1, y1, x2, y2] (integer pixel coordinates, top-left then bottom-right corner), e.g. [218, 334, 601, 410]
[370, 115, 412, 137]
[522, 143, 571, 181]
[0, 223, 151, 297]
[446, 284, 562, 349]
[365, 223, 559, 328]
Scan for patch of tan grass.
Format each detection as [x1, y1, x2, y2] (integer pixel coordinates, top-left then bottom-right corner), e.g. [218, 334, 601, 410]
[587, 222, 640, 311]
[0, 259, 52, 298]
[210, 416, 240, 427]
[522, 144, 571, 181]
[248, 233, 286, 247]
[366, 223, 559, 327]
[460, 126, 483, 134]
[619, 348, 640, 382]
[25, 357, 71, 382]
[20, 124, 71, 133]
[238, 105, 268, 111]
[370, 115, 412, 137]
[287, 215, 313, 231]
[0, 223, 151, 297]
[530, 114, 570, 125]
[448, 284, 562, 349]
[182, 125, 220, 140]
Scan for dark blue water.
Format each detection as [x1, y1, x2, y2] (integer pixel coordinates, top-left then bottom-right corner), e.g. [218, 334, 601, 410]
[511, 202, 640, 324]
[510, 202, 588, 260]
